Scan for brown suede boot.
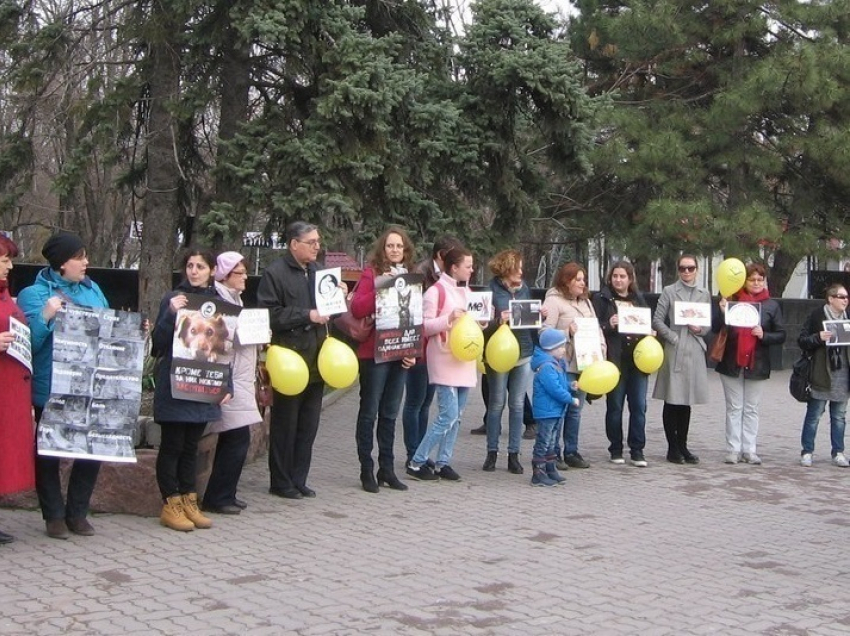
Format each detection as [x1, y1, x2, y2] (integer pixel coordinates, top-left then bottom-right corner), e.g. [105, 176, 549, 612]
[160, 495, 194, 532]
[181, 493, 213, 529]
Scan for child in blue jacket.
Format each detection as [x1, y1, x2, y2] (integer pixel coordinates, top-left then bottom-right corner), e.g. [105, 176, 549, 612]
[531, 329, 580, 486]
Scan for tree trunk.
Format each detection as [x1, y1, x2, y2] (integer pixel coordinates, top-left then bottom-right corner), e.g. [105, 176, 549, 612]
[137, 4, 182, 319]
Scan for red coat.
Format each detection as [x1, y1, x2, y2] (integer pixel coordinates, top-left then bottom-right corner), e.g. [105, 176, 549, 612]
[0, 279, 34, 495]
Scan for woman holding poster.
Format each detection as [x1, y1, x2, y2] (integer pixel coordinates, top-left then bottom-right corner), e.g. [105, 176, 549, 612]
[350, 227, 416, 493]
[151, 248, 230, 532]
[652, 254, 711, 465]
[18, 231, 109, 539]
[202, 251, 263, 514]
[593, 261, 651, 467]
[542, 262, 605, 470]
[712, 263, 785, 465]
[0, 235, 33, 544]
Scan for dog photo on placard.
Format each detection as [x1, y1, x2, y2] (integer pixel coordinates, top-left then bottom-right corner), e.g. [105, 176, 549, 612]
[174, 311, 231, 363]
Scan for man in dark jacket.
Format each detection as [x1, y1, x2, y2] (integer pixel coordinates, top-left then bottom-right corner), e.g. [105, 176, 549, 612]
[257, 221, 334, 499]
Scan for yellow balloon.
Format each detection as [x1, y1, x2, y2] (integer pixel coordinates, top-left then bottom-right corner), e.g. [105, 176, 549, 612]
[633, 335, 664, 374]
[265, 345, 309, 396]
[485, 324, 520, 373]
[318, 337, 359, 389]
[717, 258, 746, 298]
[577, 360, 621, 395]
[449, 314, 484, 362]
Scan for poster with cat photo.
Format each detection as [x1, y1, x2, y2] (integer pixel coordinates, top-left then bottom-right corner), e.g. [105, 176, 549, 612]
[38, 306, 145, 463]
[374, 273, 424, 363]
[170, 294, 241, 403]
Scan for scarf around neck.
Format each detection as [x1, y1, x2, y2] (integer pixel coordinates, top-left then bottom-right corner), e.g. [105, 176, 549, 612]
[734, 288, 770, 370]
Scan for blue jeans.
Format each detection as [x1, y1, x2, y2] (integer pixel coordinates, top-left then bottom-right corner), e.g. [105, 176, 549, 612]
[555, 372, 585, 457]
[801, 398, 847, 456]
[485, 362, 532, 454]
[401, 360, 435, 462]
[356, 358, 408, 470]
[533, 417, 562, 461]
[605, 359, 648, 458]
[412, 385, 469, 469]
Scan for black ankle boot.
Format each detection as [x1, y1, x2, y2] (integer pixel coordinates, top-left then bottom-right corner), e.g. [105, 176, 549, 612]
[507, 452, 524, 474]
[482, 451, 497, 471]
[376, 468, 408, 491]
[360, 469, 379, 493]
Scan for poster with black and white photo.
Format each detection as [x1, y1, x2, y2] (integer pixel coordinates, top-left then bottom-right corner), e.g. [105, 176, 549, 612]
[38, 306, 146, 463]
[7, 316, 32, 372]
[170, 294, 240, 402]
[315, 267, 347, 317]
[374, 273, 424, 363]
[508, 300, 542, 329]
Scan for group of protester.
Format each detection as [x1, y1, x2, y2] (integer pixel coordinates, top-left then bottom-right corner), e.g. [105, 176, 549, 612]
[1, 223, 847, 543]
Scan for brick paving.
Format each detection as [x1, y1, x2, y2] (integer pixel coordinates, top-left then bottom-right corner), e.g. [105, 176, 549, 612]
[2, 370, 849, 635]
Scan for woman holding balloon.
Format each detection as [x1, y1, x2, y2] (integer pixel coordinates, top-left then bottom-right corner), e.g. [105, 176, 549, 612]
[482, 249, 541, 475]
[652, 255, 711, 464]
[350, 227, 417, 493]
[407, 247, 479, 482]
[542, 262, 605, 469]
[712, 262, 785, 465]
[593, 261, 652, 467]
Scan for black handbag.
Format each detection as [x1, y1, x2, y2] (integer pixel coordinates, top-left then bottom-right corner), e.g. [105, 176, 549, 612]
[789, 351, 813, 403]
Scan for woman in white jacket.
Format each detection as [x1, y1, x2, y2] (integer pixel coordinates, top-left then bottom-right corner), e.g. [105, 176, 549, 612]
[202, 252, 263, 514]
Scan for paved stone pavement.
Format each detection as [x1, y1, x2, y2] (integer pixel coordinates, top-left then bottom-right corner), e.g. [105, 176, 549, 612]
[3, 370, 850, 635]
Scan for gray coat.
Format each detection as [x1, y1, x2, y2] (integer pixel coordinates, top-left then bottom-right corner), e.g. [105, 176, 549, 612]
[206, 282, 263, 434]
[651, 280, 711, 405]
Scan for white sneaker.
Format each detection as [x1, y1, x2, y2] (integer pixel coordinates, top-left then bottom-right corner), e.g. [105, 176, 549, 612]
[742, 453, 762, 465]
[801, 453, 813, 467]
[724, 453, 740, 464]
[609, 456, 626, 465]
[833, 453, 849, 467]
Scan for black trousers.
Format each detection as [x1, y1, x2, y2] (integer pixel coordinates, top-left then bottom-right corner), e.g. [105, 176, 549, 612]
[156, 421, 207, 498]
[203, 426, 251, 507]
[662, 403, 692, 457]
[34, 406, 101, 522]
[269, 382, 323, 493]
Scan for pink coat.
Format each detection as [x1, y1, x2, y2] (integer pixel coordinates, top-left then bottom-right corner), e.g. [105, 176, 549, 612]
[423, 274, 478, 388]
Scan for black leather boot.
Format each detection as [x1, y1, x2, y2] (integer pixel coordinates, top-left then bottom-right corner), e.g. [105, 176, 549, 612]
[507, 452, 524, 474]
[360, 468, 379, 493]
[482, 451, 497, 472]
[376, 468, 408, 491]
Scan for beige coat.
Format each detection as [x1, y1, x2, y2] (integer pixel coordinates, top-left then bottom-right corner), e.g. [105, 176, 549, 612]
[206, 282, 263, 434]
[651, 280, 710, 405]
[541, 288, 606, 374]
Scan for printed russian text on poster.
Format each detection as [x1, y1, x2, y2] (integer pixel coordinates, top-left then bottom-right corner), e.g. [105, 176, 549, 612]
[236, 308, 271, 345]
[315, 267, 348, 317]
[38, 306, 146, 463]
[573, 316, 605, 371]
[170, 294, 240, 403]
[374, 273, 424, 363]
[7, 316, 32, 372]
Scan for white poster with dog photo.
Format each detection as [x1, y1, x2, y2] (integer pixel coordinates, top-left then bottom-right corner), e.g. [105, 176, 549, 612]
[38, 306, 146, 463]
[374, 273, 424, 363]
[170, 294, 240, 403]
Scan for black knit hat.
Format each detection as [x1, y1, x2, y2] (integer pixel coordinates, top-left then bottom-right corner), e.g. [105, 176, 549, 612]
[42, 231, 85, 270]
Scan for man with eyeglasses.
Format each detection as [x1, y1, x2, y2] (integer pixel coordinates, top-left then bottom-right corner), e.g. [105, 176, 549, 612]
[257, 221, 341, 499]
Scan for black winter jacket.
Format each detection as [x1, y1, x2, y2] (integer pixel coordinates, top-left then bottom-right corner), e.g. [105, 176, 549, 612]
[592, 285, 649, 368]
[711, 296, 785, 380]
[256, 252, 325, 383]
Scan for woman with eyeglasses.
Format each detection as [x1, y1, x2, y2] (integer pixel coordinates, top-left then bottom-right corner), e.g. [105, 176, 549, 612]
[652, 255, 711, 464]
[797, 283, 850, 468]
[712, 263, 785, 465]
[201, 252, 263, 514]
